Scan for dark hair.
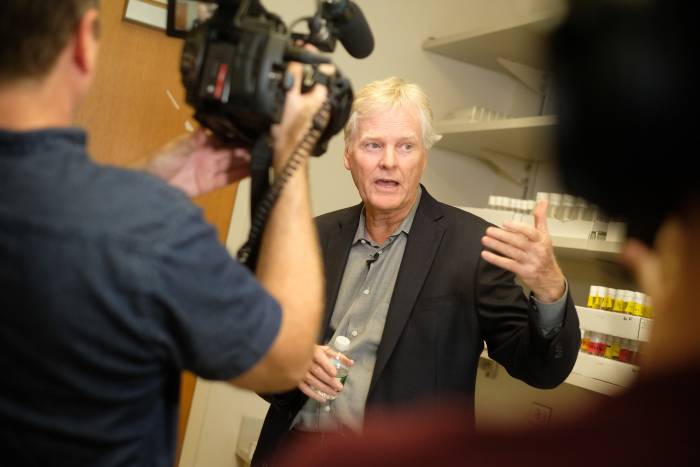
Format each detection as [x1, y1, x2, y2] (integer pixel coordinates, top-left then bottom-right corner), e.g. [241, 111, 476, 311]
[550, 0, 698, 245]
[0, 0, 99, 84]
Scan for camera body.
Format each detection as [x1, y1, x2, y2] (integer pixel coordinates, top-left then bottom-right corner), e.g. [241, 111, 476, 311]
[172, 0, 354, 155]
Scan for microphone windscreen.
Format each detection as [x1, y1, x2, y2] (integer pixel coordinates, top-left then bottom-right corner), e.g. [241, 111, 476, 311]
[336, 2, 375, 59]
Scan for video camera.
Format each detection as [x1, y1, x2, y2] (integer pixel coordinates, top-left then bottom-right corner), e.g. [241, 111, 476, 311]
[166, 0, 373, 154]
[165, 0, 374, 268]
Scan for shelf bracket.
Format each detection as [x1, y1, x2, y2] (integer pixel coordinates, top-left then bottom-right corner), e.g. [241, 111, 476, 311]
[478, 148, 532, 187]
[497, 58, 548, 94]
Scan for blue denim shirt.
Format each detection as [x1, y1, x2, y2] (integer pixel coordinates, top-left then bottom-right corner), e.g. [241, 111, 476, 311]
[0, 128, 281, 467]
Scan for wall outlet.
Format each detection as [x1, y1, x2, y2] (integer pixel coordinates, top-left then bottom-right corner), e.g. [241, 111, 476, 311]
[528, 403, 552, 427]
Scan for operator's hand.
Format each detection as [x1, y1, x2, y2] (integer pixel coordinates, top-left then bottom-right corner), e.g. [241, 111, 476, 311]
[270, 56, 332, 171]
[145, 129, 251, 197]
[481, 200, 566, 303]
[298, 345, 354, 403]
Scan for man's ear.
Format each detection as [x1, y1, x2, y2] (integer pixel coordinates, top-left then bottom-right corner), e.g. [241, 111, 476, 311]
[74, 8, 100, 76]
[343, 147, 352, 171]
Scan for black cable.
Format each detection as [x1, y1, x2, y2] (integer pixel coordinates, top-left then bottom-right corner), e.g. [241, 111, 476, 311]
[237, 101, 332, 269]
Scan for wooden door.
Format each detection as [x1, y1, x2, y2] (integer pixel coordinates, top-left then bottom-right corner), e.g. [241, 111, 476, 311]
[75, 1, 238, 464]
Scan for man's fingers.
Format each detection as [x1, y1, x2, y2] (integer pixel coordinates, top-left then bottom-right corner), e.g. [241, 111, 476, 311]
[500, 221, 541, 243]
[299, 381, 330, 403]
[481, 250, 521, 276]
[485, 226, 531, 250]
[482, 236, 527, 263]
[305, 371, 339, 395]
[533, 199, 549, 233]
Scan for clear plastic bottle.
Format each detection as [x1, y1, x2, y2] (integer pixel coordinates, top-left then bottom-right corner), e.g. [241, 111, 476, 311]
[487, 195, 497, 210]
[548, 193, 562, 219]
[562, 194, 577, 221]
[317, 335, 351, 402]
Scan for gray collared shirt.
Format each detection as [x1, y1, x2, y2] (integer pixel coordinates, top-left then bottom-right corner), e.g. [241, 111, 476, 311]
[293, 187, 567, 432]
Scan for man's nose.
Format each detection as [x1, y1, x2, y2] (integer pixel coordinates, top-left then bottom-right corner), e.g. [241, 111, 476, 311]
[379, 147, 397, 168]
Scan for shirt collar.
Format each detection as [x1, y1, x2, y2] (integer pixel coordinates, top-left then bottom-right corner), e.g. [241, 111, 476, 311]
[353, 185, 422, 246]
[0, 127, 87, 155]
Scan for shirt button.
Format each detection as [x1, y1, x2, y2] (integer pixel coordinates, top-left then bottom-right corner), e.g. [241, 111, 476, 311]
[351, 330, 358, 337]
[363, 289, 370, 295]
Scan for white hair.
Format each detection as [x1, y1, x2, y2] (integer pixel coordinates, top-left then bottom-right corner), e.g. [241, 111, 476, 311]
[343, 77, 442, 149]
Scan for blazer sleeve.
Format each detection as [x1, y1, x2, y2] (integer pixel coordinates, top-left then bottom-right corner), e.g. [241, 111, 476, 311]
[475, 254, 581, 389]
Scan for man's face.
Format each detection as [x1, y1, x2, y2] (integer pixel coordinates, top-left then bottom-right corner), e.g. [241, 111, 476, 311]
[344, 104, 427, 216]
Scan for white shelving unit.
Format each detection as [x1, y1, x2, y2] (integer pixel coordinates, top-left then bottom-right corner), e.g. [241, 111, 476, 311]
[423, 11, 565, 161]
[431, 8, 642, 399]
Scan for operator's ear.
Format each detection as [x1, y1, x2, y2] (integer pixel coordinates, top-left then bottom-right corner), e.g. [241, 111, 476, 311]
[74, 7, 100, 77]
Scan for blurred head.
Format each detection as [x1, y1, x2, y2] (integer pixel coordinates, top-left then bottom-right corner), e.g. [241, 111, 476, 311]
[0, 0, 99, 86]
[343, 77, 441, 218]
[550, 0, 697, 247]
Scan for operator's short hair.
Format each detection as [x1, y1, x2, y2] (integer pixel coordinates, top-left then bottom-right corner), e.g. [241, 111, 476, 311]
[344, 77, 442, 150]
[0, 0, 99, 84]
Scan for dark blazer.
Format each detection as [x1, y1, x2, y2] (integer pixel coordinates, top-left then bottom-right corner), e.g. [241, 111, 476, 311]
[253, 187, 580, 466]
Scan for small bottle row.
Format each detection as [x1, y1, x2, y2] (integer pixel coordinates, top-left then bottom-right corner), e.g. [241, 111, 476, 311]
[580, 331, 642, 365]
[586, 285, 653, 318]
[486, 196, 536, 214]
[486, 192, 607, 222]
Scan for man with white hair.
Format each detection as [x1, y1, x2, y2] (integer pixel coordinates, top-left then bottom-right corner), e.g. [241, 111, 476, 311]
[253, 77, 581, 465]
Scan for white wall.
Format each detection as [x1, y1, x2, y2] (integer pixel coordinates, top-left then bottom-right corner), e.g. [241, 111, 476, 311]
[181, 1, 577, 466]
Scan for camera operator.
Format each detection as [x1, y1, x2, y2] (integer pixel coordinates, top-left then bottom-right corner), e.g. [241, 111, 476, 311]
[0, 1, 330, 465]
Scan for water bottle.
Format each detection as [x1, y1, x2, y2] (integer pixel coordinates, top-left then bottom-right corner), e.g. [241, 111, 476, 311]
[315, 335, 351, 401]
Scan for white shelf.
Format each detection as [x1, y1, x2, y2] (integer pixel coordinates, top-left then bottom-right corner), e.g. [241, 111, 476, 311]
[576, 306, 652, 342]
[480, 350, 633, 396]
[423, 11, 563, 72]
[460, 207, 624, 261]
[570, 352, 639, 392]
[552, 237, 622, 262]
[434, 115, 556, 161]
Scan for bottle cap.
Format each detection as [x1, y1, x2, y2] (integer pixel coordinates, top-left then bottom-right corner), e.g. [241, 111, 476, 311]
[333, 336, 350, 352]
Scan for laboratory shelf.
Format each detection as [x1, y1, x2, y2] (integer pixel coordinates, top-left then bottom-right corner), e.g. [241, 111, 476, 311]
[481, 350, 638, 396]
[422, 10, 562, 72]
[434, 115, 556, 162]
[576, 307, 652, 342]
[460, 207, 624, 261]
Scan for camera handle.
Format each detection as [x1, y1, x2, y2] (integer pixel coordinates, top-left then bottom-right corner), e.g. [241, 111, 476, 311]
[237, 101, 332, 270]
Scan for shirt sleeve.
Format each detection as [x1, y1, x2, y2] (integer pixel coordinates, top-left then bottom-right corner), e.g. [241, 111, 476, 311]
[529, 281, 569, 337]
[146, 208, 282, 380]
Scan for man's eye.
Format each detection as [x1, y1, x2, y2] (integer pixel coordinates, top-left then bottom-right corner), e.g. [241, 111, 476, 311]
[365, 142, 381, 150]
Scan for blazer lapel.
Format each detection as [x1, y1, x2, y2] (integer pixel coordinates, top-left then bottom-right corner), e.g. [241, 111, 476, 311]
[321, 204, 362, 341]
[369, 188, 446, 395]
